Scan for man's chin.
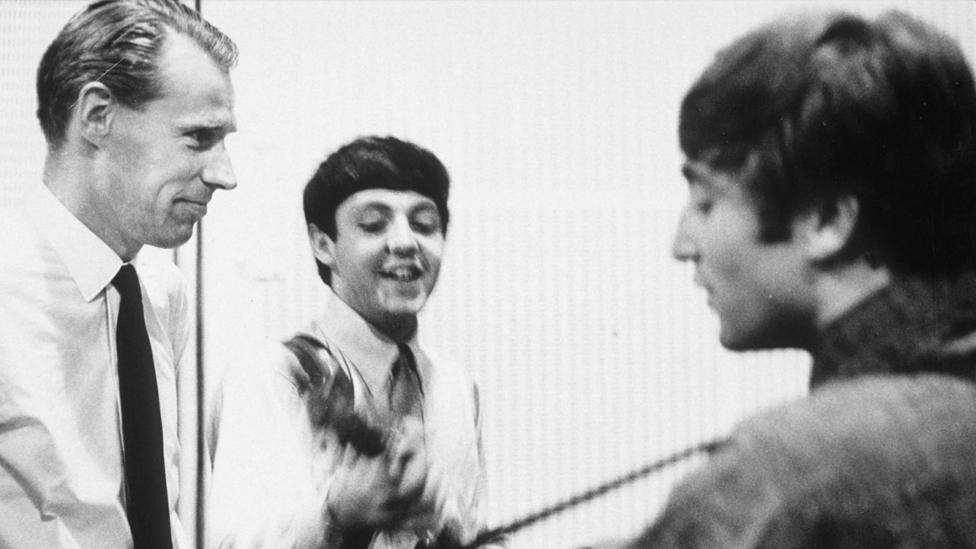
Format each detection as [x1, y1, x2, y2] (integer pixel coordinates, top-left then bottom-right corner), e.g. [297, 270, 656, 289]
[382, 297, 428, 317]
[719, 335, 749, 351]
[718, 326, 756, 352]
[720, 328, 795, 352]
[380, 286, 432, 310]
[148, 225, 195, 249]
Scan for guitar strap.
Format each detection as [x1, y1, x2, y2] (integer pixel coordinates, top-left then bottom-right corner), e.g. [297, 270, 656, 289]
[283, 333, 383, 548]
[284, 332, 386, 455]
[284, 332, 728, 548]
[465, 438, 726, 547]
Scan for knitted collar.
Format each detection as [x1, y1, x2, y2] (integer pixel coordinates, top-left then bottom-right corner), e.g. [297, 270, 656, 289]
[810, 272, 976, 389]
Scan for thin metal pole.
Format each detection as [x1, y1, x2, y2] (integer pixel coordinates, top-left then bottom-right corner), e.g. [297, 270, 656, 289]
[194, 7, 206, 549]
[194, 218, 205, 549]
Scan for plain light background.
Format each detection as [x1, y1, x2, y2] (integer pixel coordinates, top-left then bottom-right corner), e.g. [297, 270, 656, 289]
[2, 1, 973, 547]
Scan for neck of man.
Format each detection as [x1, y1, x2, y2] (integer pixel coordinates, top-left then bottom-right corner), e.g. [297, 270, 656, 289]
[813, 260, 892, 332]
[43, 145, 141, 262]
[374, 314, 418, 344]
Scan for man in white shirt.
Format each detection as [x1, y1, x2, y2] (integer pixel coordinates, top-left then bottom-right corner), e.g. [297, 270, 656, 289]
[208, 136, 495, 548]
[0, 1, 238, 547]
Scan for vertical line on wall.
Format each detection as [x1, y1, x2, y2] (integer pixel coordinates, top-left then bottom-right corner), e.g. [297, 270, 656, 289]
[194, 4, 206, 549]
[194, 218, 205, 549]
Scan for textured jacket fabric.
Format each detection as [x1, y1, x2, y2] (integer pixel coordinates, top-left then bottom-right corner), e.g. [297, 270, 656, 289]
[632, 375, 976, 548]
[810, 274, 976, 388]
[630, 274, 976, 548]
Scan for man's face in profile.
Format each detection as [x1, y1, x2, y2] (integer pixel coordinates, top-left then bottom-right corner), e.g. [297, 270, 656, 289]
[671, 158, 813, 351]
[94, 32, 237, 253]
[319, 188, 445, 328]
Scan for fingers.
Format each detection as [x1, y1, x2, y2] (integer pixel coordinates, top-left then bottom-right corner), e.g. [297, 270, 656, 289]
[387, 420, 426, 477]
[338, 441, 359, 468]
[385, 432, 409, 479]
[328, 418, 433, 529]
[329, 459, 395, 527]
[378, 419, 429, 516]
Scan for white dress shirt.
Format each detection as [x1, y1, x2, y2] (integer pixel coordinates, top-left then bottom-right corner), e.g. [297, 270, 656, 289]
[0, 185, 188, 548]
[207, 289, 489, 548]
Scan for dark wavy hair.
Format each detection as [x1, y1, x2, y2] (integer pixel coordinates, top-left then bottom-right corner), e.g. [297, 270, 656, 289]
[303, 135, 451, 285]
[680, 10, 976, 278]
[37, 0, 238, 148]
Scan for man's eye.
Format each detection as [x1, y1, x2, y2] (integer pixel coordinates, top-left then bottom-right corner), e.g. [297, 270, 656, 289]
[694, 199, 713, 215]
[411, 213, 442, 234]
[687, 186, 713, 216]
[358, 219, 386, 233]
[187, 130, 216, 150]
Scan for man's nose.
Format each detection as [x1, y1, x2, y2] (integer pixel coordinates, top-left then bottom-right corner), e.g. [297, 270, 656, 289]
[202, 146, 237, 190]
[671, 208, 698, 262]
[386, 219, 420, 255]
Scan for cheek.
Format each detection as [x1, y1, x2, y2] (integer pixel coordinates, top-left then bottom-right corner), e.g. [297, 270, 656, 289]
[337, 239, 381, 268]
[701, 230, 745, 276]
[134, 145, 196, 186]
[420, 237, 445, 263]
[425, 251, 443, 275]
[704, 213, 759, 276]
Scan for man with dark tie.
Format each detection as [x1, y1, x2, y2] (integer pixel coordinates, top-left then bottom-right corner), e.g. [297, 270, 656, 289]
[208, 136, 495, 548]
[0, 1, 238, 547]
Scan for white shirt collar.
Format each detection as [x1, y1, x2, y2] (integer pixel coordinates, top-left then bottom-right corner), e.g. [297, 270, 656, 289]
[311, 289, 420, 383]
[30, 184, 123, 302]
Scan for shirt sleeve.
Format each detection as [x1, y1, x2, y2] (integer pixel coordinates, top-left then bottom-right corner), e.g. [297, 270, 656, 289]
[464, 381, 507, 548]
[207, 342, 347, 548]
[426, 360, 503, 548]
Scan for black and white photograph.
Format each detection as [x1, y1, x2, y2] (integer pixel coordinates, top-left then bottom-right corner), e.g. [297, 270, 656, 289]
[2, 1, 975, 548]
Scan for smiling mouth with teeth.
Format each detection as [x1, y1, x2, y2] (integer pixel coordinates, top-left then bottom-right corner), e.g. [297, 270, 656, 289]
[383, 266, 422, 282]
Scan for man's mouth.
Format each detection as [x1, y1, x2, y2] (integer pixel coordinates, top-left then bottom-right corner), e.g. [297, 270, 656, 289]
[693, 273, 714, 305]
[177, 194, 211, 205]
[381, 265, 423, 282]
[176, 199, 208, 218]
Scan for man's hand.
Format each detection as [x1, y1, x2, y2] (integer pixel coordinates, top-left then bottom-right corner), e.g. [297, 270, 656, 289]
[325, 417, 431, 530]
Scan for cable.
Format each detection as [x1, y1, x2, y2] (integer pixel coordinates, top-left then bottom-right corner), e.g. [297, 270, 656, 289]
[466, 438, 727, 547]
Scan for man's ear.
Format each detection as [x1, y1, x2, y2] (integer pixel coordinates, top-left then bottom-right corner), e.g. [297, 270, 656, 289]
[801, 194, 860, 262]
[308, 223, 337, 270]
[75, 82, 118, 147]
[75, 82, 116, 147]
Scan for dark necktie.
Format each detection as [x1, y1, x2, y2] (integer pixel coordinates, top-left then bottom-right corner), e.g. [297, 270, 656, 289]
[113, 264, 173, 549]
[389, 343, 425, 417]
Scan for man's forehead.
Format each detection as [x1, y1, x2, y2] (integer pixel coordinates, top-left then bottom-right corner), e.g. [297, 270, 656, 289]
[154, 32, 236, 127]
[682, 151, 752, 190]
[344, 189, 437, 210]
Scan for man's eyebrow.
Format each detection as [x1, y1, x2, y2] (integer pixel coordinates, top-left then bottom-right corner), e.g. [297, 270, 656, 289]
[410, 201, 439, 213]
[176, 117, 236, 134]
[683, 160, 730, 190]
[354, 202, 393, 214]
[682, 162, 709, 185]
